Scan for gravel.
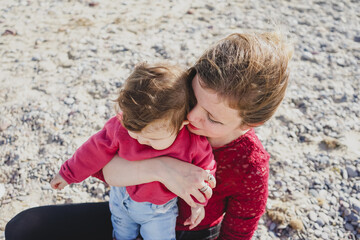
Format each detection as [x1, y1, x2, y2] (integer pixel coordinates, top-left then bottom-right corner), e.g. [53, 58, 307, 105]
[1, 0, 359, 239]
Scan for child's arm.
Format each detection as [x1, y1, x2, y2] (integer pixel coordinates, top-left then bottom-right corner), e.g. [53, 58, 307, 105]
[50, 117, 121, 189]
[184, 204, 205, 229]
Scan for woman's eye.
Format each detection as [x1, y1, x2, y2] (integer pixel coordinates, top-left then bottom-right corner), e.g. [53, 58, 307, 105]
[207, 114, 219, 124]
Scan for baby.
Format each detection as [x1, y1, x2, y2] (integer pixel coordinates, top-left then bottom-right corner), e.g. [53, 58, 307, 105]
[50, 63, 216, 240]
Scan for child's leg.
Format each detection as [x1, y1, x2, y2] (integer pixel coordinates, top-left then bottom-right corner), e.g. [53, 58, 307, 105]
[139, 198, 178, 240]
[109, 187, 140, 240]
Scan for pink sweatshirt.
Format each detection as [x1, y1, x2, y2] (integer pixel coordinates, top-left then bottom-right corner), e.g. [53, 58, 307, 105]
[59, 116, 216, 205]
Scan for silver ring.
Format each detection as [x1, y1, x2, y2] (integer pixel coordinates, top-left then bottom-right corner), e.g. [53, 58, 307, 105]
[208, 174, 215, 182]
[199, 185, 209, 193]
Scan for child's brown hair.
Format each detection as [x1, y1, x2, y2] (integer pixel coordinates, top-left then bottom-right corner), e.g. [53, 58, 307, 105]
[192, 32, 293, 127]
[117, 63, 188, 133]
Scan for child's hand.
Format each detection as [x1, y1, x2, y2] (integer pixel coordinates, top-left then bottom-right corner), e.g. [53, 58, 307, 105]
[184, 205, 205, 230]
[50, 173, 68, 190]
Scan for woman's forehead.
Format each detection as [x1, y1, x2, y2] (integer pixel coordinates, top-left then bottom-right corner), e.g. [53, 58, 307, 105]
[193, 75, 240, 122]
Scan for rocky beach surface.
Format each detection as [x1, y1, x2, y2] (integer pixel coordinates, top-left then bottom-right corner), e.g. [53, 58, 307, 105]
[1, 0, 359, 239]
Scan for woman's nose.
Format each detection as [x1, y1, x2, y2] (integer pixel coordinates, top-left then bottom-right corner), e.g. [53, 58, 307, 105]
[187, 105, 202, 123]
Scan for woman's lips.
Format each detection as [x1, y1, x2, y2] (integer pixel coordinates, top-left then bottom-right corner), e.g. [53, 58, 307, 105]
[188, 123, 200, 130]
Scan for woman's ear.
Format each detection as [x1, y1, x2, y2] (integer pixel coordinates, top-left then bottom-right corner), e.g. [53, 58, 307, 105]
[180, 120, 189, 130]
[239, 122, 263, 131]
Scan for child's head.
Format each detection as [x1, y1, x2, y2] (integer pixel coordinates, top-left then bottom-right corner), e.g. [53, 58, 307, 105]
[192, 32, 293, 128]
[117, 63, 189, 150]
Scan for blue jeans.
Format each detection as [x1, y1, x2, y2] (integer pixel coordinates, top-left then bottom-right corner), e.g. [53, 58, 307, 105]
[109, 187, 178, 240]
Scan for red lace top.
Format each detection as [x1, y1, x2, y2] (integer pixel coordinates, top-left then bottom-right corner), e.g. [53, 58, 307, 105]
[176, 128, 270, 239]
[94, 127, 269, 239]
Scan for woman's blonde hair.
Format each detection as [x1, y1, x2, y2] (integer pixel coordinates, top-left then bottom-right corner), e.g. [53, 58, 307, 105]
[193, 32, 293, 126]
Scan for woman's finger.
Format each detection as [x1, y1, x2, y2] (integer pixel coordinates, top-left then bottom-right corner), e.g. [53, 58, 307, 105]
[198, 181, 213, 199]
[205, 170, 216, 188]
[202, 185, 213, 199]
[191, 188, 206, 204]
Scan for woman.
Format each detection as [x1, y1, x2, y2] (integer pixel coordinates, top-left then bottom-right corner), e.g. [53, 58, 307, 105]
[5, 32, 292, 240]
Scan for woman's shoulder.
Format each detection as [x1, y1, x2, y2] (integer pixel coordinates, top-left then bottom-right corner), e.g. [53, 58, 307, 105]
[221, 129, 269, 163]
[214, 130, 269, 183]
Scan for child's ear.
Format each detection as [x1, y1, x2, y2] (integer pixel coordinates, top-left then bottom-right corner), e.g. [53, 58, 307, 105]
[180, 120, 189, 130]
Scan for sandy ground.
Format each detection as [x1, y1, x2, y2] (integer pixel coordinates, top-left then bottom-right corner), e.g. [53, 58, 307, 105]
[1, 0, 360, 239]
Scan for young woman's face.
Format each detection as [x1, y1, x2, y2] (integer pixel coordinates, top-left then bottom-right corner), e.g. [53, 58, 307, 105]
[187, 74, 246, 147]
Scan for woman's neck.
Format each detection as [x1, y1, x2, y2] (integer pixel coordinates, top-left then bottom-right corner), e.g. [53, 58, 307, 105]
[208, 128, 250, 148]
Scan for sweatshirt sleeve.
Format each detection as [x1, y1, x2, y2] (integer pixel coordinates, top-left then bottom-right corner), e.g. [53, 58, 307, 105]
[219, 149, 269, 240]
[190, 135, 217, 205]
[59, 116, 121, 184]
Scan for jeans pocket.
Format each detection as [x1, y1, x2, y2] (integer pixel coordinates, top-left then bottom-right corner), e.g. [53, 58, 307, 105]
[152, 197, 178, 214]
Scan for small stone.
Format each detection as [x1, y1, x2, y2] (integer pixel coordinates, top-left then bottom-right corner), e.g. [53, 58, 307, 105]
[314, 229, 322, 237]
[16, 196, 26, 201]
[268, 231, 277, 239]
[309, 189, 319, 197]
[349, 213, 360, 222]
[346, 166, 358, 178]
[318, 189, 328, 199]
[301, 52, 316, 62]
[269, 222, 276, 231]
[322, 203, 330, 211]
[58, 52, 73, 68]
[205, 4, 214, 11]
[344, 208, 352, 216]
[0, 183, 5, 199]
[41, 185, 53, 191]
[94, 184, 105, 195]
[354, 36, 360, 43]
[317, 197, 326, 207]
[345, 223, 354, 231]
[354, 182, 360, 191]
[341, 200, 350, 208]
[323, 226, 331, 233]
[337, 229, 344, 238]
[336, 58, 347, 67]
[319, 212, 330, 225]
[342, 168, 348, 180]
[0, 118, 11, 131]
[316, 218, 325, 227]
[64, 97, 75, 105]
[308, 211, 318, 221]
[31, 56, 41, 61]
[350, 197, 360, 213]
[321, 232, 329, 239]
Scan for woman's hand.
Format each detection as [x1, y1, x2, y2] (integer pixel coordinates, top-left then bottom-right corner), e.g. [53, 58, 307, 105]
[155, 157, 216, 208]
